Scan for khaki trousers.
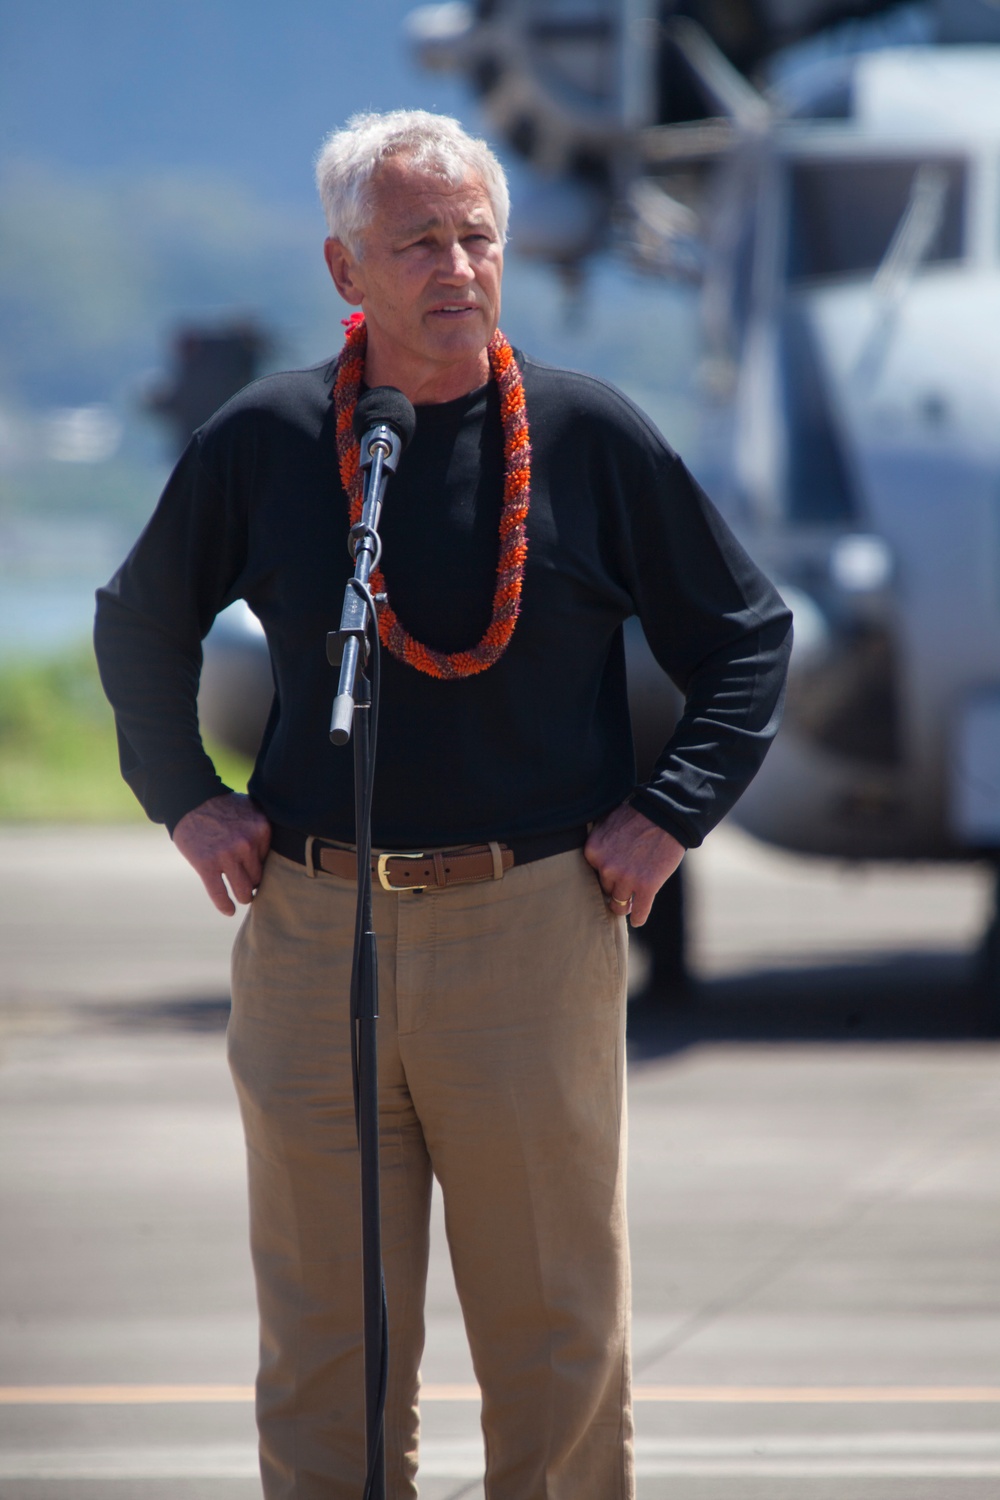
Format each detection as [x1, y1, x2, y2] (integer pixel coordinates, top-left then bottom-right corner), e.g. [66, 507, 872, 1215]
[228, 846, 633, 1500]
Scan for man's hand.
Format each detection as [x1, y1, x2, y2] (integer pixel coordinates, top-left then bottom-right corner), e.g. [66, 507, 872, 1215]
[584, 803, 685, 927]
[172, 792, 272, 916]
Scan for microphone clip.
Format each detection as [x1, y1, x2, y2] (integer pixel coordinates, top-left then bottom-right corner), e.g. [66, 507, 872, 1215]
[359, 422, 404, 474]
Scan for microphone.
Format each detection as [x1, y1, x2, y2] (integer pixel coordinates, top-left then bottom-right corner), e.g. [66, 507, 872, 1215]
[353, 387, 416, 473]
[328, 387, 416, 745]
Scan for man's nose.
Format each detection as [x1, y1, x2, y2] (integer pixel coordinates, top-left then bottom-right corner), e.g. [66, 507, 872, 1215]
[438, 242, 474, 281]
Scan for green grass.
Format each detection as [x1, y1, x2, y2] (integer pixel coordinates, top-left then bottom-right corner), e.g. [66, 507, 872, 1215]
[0, 645, 253, 822]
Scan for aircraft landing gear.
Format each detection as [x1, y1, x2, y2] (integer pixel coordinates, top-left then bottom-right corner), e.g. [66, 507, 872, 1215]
[977, 858, 1000, 1034]
[632, 865, 689, 1001]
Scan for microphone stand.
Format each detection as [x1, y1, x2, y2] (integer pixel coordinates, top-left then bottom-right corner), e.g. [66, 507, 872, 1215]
[328, 416, 405, 1500]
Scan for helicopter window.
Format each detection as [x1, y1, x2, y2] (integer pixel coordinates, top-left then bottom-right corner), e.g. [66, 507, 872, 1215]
[780, 299, 859, 522]
[786, 156, 966, 282]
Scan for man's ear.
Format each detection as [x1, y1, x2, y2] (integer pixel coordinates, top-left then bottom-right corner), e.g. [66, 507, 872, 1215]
[324, 238, 363, 305]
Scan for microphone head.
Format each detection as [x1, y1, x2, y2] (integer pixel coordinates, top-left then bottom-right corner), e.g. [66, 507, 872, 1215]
[353, 386, 417, 452]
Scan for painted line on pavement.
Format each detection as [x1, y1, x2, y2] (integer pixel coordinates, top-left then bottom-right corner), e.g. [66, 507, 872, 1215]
[0, 1385, 256, 1405]
[634, 1385, 1000, 1403]
[3, 1384, 1000, 1405]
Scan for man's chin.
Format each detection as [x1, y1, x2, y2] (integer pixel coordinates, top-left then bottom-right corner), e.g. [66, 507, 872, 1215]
[420, 331, 492, 372]
[424, 307, 491, 338]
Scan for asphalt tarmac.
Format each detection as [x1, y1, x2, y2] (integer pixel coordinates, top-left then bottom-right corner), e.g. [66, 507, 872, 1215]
[1, 824, 998, 1499]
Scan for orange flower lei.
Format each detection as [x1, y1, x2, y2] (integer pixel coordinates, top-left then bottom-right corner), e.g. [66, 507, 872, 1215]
[333, 316, 531, 680]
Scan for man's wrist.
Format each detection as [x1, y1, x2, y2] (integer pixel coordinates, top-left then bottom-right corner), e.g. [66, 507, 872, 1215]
[627, 789, 694, 850]
[165, 776, 235, 838]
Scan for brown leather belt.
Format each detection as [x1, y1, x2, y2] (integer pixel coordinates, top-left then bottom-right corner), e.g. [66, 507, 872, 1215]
[268, 823, 587, 892]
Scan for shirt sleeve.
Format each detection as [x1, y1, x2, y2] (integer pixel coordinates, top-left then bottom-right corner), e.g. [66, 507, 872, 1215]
[613, 435, 793, 849]
[93, 430, 250, 833]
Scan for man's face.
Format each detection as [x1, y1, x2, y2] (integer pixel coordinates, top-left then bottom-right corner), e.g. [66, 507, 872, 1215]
[325, 156, 503, 397]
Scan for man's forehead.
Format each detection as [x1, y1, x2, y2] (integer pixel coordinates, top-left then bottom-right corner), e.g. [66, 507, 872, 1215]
[370, 160, 494, 225]
[394, 201, 495, 235]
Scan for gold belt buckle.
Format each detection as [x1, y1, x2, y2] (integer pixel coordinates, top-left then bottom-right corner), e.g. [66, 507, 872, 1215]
[376, 851, 427, 893]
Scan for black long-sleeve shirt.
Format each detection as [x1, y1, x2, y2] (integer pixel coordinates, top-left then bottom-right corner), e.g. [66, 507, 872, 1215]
[95, 350, 791, 848]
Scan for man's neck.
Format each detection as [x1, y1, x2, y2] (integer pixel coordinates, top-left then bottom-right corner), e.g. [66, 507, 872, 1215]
[362, 343, 491, 406]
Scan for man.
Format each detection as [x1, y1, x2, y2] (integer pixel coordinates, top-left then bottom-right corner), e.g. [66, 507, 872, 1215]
[95, 109, 791, 1498]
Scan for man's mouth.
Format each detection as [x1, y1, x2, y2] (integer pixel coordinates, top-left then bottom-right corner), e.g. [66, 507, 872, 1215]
[429, 304, 478, 317]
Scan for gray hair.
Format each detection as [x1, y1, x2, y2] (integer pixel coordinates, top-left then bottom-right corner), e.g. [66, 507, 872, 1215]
[315, 109, 510, 254]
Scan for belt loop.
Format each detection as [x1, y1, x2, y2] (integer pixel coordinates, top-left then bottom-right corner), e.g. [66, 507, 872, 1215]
[433, 851, 446, 887]
[489, 840, 504, 881]
[304, 834, 318, 879]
